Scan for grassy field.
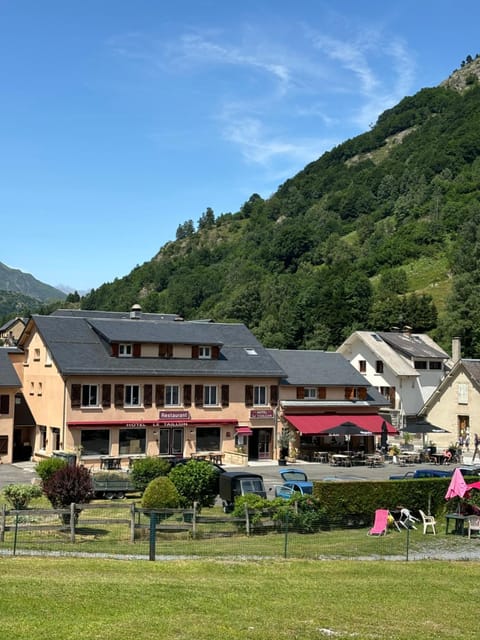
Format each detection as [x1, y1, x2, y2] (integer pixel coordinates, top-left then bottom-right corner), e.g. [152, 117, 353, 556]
[1, 555, 479, 639]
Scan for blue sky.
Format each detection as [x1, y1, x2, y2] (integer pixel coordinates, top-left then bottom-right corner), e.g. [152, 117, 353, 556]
[1, 0, 479, 293]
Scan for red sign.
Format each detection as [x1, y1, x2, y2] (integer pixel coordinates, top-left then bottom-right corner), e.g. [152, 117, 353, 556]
[250, 409, 274, 419]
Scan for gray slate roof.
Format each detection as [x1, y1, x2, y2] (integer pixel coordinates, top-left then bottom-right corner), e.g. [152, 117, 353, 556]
[28, 312, 285, 378]
[377, 331, 449, 360]
[0, 348, 21, 387]
[267, 349, 387, 405]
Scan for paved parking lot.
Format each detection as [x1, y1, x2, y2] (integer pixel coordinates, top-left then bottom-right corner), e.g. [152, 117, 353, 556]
[0, 462, 38, 490]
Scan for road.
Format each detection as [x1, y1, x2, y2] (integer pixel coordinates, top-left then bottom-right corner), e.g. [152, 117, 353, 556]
[0, 461, 38, 490]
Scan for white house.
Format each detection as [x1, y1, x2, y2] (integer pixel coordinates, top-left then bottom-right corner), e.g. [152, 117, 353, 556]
[337, 329, 450, 431]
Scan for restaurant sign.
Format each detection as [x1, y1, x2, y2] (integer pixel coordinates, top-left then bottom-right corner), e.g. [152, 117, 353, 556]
[250, 409, 274, 419]
[159, 411, 191, 420]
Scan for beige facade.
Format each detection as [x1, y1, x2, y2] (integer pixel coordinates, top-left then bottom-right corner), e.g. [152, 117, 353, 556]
[423, 362, 480, 450]
[14, 313, 282, 467]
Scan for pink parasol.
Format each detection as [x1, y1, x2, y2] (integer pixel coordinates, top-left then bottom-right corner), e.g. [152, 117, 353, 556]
[445, 467, 468, 500]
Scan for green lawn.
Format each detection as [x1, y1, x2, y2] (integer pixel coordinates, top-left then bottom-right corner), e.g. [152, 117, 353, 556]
[1, 556, 478, 639]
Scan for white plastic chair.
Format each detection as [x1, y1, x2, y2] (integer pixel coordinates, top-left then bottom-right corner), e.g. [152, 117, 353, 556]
[419, 509, 436, 535]
[399, 508, 419, 530]
[466, 515, 480, 538]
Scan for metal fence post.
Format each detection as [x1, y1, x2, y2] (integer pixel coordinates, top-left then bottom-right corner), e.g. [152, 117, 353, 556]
[70, 503, 76, 543]
[283, 511, 289, 559]
[149, 512, 157, 561]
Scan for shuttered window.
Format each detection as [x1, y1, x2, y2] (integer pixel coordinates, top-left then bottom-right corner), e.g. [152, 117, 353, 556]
[71, 384, 81, 408]
[144, 384, 153, 407]
[195, 384, 204, 407]
[270, 385, 278, 405]
[155, 384, 165, 407]
[102, 384, 111, 408]
[221, 384, 229, 407]
[0, 395, 10, 415]
[114, 384, 124, 407]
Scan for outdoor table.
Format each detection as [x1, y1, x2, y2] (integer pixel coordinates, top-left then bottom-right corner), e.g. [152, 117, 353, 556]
[430, 452, 448, 465]
[208, 452, 224, 464]
[331, 454, 352, 467]
[100, 456, 121, 470]
[366, 454, 384, 468]
[445, 512, 467, 535]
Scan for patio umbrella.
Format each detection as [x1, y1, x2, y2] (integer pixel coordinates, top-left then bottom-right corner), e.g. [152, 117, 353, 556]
[380, 420, 388, 452]
[445, 467, 468, 500]
[404, 420, 450, 448]
[325, 421, 373, 437]
[403, 421, 450, 435]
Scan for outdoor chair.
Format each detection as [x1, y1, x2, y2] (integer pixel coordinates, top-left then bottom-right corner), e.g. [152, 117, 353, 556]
[466, 515, 480, 538]
[398, 508, 419, 530]
[419, 509, 437, 535]
[367, 509, 389, 536]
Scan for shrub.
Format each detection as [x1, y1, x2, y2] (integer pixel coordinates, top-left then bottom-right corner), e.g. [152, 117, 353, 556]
[36, 457, 68, 485]
[169, 460, 219, 508]
[130, 457, 171, 493]
[3, 483, 43, 510]
[141, 476, 181, 510]
[42, 464, 94, 509]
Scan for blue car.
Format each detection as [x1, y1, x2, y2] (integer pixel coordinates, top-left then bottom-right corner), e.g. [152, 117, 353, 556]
[275, 469, 313, 498]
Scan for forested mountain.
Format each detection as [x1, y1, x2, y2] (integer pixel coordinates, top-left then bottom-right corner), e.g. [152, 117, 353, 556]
[0, 262, 66, 324]
[0, 262, 66, 302]
[81, 57, 480, 357]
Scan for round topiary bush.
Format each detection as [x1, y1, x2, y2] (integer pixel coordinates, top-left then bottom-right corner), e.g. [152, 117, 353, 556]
[141, 476, 180, 510]
[130, 456, 171, 493]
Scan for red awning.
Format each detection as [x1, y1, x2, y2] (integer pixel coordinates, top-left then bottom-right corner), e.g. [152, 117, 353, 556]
[236, 427, 253, 435]
[285, 414, 397, 435]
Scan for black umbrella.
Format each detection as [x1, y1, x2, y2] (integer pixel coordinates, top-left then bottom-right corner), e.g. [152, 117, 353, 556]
[403, 421, 450, 435]
[325, 421, 373, 437]
[380, 420, 389, 452]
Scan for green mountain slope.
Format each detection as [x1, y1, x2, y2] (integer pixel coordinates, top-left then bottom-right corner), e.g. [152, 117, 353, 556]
[81, 58, 480, 356]
[0, 262, 66, 302]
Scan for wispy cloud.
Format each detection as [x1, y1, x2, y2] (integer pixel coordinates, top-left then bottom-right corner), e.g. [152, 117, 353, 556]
[109, 20, 416, 177]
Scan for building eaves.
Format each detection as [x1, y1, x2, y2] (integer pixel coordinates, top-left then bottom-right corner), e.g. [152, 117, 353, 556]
[0, 349, 21, 387]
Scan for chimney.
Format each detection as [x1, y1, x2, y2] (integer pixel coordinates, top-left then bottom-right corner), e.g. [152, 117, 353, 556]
[130, 304, 142, 320]
[452, 337, 461, 363]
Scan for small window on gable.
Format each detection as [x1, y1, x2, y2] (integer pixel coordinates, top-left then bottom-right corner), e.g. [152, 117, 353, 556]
[34, 348, 40, 361]
[375, 360, 384, 374]
[119, 343, 133, 357]
[198, 346, 211, 359]
[359, 360, 366, 373]
[45, 349, 53, 366]
[458, 383, 469, 405]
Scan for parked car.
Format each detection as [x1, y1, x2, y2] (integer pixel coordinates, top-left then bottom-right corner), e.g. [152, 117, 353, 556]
[389, 468, 453, 480]
[274, 468, 313, 499]
[219, 471, 267, 512]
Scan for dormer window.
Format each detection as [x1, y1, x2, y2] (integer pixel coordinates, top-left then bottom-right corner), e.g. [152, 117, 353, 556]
[119, 343, 133, 357]
[198, 346, 211, 359]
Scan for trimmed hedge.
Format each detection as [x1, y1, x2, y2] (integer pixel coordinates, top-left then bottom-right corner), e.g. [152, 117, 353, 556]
[312, 477, 460, 526]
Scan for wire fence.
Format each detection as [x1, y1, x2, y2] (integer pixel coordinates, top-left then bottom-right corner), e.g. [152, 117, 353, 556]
[2, 502, 480, 562]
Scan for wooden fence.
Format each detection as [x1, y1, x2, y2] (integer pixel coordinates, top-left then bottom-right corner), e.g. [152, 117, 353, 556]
[0, 502, 265, 545]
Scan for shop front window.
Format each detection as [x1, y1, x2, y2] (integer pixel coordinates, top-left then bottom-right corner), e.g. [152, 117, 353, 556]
[81, 429, 110, 456]
[196, 427, 220, 451]
[119, 428, 146, 455]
